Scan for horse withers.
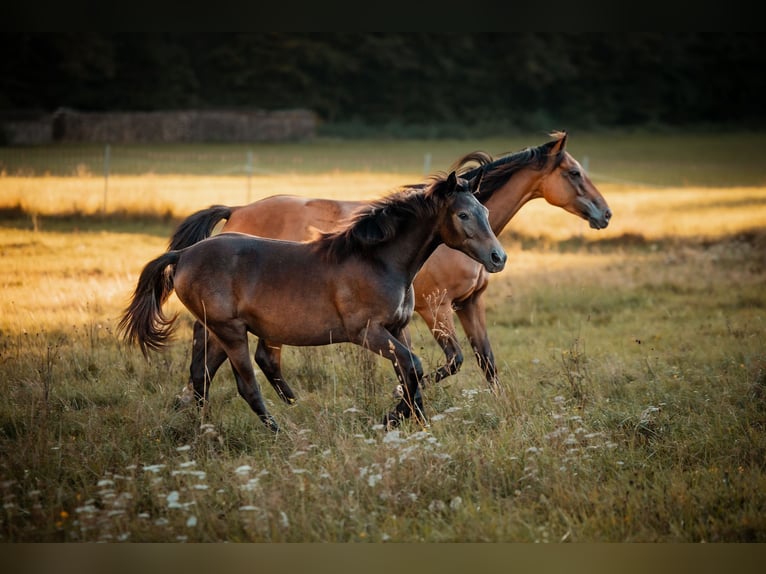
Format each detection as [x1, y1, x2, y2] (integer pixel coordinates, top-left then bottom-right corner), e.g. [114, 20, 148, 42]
[119, 172, 506, 433]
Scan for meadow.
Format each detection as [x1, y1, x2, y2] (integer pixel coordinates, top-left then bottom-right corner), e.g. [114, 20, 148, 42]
[0, 131, 765, 542]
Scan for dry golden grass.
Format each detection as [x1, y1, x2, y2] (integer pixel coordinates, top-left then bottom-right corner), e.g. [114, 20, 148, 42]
[0, 173, 412, 218]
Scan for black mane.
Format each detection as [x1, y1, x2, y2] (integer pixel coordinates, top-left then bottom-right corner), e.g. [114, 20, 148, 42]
[313, 174, 458, 263]
[452, 131, 568, 203]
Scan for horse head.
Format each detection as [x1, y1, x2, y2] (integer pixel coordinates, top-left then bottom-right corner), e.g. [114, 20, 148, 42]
[436, 171, 507, 273]
[537, 131, 612, 230]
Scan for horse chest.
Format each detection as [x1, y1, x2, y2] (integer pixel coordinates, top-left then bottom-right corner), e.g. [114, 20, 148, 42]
[386, 285, 415, 331]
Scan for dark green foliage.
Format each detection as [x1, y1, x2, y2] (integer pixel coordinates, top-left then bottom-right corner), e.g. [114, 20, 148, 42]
[1, 33, 764, 131]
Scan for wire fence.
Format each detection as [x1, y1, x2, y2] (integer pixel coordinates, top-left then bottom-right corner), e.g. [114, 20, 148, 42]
[0, 144, 445, 215]
[0, 144, 446, 178]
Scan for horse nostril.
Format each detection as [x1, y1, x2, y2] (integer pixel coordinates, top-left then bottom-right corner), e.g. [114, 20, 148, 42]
[605, 208, 612, 221]
[491, 250, 506, 265]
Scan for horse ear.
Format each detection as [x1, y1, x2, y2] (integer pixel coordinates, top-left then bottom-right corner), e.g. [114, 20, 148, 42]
[471, 170, 484, 194]
[447, 171, 457, 191]
[548, 130, 568, 156]
[437, 171, 458, 197]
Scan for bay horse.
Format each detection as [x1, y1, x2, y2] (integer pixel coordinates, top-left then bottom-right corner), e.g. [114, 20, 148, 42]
[119, 172, 507, 433]
[169, 131, 611, 394]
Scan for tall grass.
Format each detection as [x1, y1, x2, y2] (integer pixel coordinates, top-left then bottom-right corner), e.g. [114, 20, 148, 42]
[1, 134, 765, 542]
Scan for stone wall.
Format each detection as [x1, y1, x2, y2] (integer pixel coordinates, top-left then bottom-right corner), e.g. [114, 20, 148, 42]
[1, 108, 317, 144]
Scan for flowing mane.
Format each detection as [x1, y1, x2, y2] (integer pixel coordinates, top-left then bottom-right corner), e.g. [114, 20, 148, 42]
[453, 130, 568, 203]
[312, 173, 457, 263]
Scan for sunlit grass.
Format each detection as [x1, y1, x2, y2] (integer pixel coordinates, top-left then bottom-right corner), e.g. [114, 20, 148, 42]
[0, 173, 413, 219]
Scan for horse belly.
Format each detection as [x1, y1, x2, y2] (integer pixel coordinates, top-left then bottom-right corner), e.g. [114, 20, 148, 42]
[245, 302, 350, 347]
[235, 274, 351, 347]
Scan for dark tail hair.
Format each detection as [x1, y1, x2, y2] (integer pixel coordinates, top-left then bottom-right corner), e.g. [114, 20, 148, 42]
[168, 205, 233, 251]
[117, 251, 181, 357]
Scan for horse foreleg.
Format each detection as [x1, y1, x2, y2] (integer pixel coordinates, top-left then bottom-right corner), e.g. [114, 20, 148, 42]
[416, 301, 464, 383]
[254, 339, 297, 405]
[361, 327, 425, 429]
[455, 293, 500, 393]
[186, 320, 228, 409]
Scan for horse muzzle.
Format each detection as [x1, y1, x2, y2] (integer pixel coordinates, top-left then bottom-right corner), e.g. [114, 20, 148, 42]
[587, 207, 612, 230]
[484, 247, 507, 273]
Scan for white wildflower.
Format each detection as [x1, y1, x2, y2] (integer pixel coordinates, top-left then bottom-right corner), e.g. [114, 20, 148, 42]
[382, 430, 404, 445]
[428, 499, 447, 513]
[166, 491, 182, 509]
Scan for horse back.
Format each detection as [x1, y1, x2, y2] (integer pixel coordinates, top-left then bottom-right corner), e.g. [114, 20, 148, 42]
[225, 195, 365, 241]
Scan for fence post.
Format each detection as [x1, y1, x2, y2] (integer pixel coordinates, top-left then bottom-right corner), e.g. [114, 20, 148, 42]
[246, 150, 253, 203]
[103, 144, 111, 215]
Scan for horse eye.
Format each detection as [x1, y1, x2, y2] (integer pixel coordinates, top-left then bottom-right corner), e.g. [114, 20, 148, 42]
[569, 169, 581, 178]
[458, 212, 470, 220]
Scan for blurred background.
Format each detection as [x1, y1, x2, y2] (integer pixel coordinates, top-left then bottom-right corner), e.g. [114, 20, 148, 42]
[2, 32, 764, 142]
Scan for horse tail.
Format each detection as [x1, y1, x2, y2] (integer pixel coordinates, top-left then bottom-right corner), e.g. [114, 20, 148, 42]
[168, 205, 233, 251]
[118, 251, 181, 358]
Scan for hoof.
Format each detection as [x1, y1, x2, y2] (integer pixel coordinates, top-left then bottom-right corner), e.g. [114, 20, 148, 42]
[173, 384, 196, 410]
[262, 416, 281, 434]
[382, 411, 403, 430]
[276, 387, 297, 405]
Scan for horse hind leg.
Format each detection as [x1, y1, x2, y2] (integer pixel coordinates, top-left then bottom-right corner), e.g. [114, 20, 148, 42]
[216, 327, 280, 433]
[180, 320, 229, 411]
[254, 339, 297, 405]
[229, 364, 280, 434]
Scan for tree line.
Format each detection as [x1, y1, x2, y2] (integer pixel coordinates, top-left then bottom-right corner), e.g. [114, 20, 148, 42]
[1, 33, 764, 132]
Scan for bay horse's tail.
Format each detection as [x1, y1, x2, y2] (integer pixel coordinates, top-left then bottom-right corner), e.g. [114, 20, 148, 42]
[118, 251, 181, 358]
[168, 205, 232, 251]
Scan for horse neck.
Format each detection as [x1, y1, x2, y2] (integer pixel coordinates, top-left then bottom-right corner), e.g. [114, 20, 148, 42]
[374, 212, 443, 283]
[483, 168, 545, 233]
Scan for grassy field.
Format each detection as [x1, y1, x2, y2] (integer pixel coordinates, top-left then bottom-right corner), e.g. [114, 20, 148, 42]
[0, 132, 765, 542]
